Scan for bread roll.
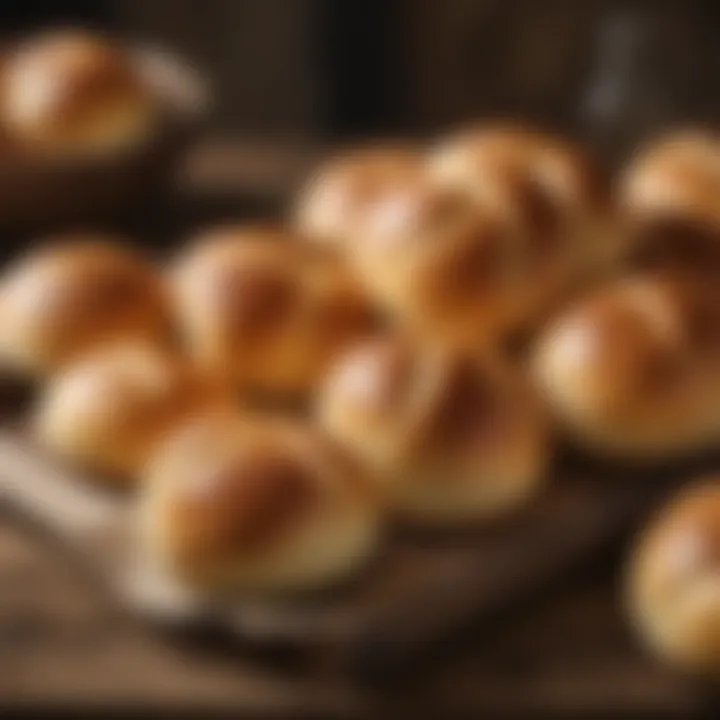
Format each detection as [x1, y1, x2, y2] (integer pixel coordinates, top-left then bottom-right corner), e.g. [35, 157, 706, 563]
[428, 124, 614, 323]
[344, 175, 523, 348]
[0, 238, 170, 378]
[620, 130, 720, 223]
[140, 413, 382, 591]
[169, 225, 377, 397]
[627, 479, 720, 674]
[316, 337, 549, 525]
[32, 342, 225, 480]
[532, 274, 720, 459]
[1, 29, 159, 158]
[294, 143, 422, 249]
[619, 130, 720, 278]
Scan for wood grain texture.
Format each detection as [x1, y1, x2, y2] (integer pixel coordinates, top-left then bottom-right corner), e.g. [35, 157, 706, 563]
[0, 505, 717, 715]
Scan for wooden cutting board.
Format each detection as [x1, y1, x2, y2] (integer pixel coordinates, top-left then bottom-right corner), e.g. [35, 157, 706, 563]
[0, 418, 708, 683]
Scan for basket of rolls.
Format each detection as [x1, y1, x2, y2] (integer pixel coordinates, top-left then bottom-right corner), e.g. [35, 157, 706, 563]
[0, 28, 209, 232]
[0, 119, 717, 682]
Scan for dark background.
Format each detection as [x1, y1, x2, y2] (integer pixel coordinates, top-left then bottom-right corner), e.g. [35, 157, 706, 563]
[3, 0, 720, 157]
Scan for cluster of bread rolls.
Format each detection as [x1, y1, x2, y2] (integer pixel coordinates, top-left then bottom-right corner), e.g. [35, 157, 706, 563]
[0, 231, 384, 592]
[299, 127, 613, 348]
[532, 130, 720, 463]
[302, 125, 720, 669]
[0, 29, 162, 161]
[0, 122, 717, 620]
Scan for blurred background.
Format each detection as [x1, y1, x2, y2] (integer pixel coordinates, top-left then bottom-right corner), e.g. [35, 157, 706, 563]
[0, 1, 719, 715]
[5, 0, 720, 156]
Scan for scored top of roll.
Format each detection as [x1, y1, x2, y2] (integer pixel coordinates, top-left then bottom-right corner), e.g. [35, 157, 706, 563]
[0, 237, 170, 378]
[532, 273, 720, 457]
[294, 142, 423, 249]
[169, 224, 377, 395]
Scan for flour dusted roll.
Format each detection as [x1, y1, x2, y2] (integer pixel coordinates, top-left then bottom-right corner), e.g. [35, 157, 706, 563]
[32, 342, 225, 481]
[428, 123, 614, 324]
[169, 225, 377, 397]
[627, 479, 720, 674]
[294, 143, 422, 249]
[0, 238, 169, 379]
[0, 29, 159, 158]
[620, 130, 720, 278]
[140, 413, 383, 591]
[532, 274, 720, 459]
[344, 175, 523, 348]
[317, 337, 549, 525]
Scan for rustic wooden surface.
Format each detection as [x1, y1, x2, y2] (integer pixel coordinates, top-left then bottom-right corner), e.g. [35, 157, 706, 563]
[0, 426, 689, 682]
[0, 503, 716, 715]
[0, 139, 718, 714]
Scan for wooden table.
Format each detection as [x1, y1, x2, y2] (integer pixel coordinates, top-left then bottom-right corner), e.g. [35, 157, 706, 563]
[0, 504, 715, 716]
[0, 139, 717, 715]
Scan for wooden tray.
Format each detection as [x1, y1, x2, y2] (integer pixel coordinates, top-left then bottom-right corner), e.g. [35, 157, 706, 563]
[0, 418, 708, 683]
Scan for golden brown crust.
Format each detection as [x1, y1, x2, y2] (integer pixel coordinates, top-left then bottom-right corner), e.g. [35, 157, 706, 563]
[542, 286, 678, 411]
[346, 177, 520, 348]
[533, 274, 720, 457]
[212, 258, 300, 344]
[637, 481, 720, 591]
[294, 143, 423, 248]
[141, 414, 382, 590]
[170, 225, 377, 395]
[534, 136, 611, 217]
[411, 355, 508, 460]
[1, 30, 159, 158]
[429, 123, 610, 222]
[427, 123, 614, 330]
[490, 168, 562, 263]
[628, 478, 720, 673]
[164, 434, 321, 567]
[620, 130, 720, 218]
[620, 130, 720, 278]
[0, 237, 170, 378]
[31, 342, 226, 480]
[317, 337, 548, 524]
[334, 338, 418, 415]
